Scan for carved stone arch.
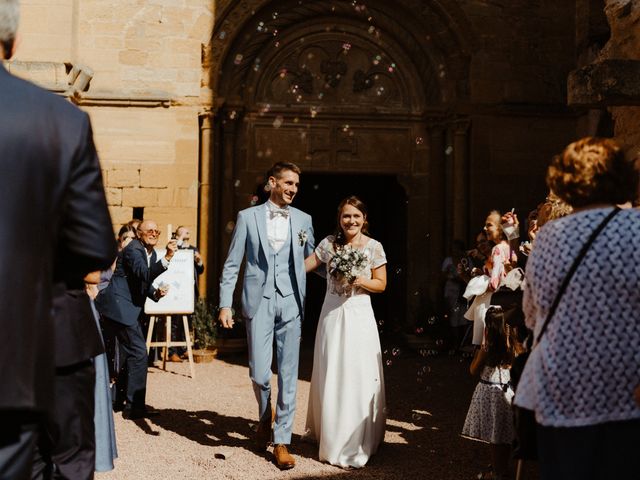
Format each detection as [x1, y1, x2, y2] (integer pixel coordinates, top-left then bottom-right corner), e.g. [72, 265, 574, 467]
[244, 21, 427, 114]
[212, 0, 476, 107]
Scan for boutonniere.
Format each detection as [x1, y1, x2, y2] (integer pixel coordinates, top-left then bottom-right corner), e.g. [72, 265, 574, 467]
[298, 230, 308, 247]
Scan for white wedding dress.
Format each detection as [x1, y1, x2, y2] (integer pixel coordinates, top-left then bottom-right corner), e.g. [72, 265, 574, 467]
[305, 236, 387, 468]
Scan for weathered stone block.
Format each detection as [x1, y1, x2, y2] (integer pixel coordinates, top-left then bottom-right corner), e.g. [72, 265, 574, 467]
[175, 139, 199, 163]
[189, 13, 214, 43]
[140, 168, 174, 188]
[122, 187, 160, 207]
[144, 207, 198, 235]
[90, 21, 123, 36]
[124, 37, 162, 53]
[108, 206, 134, 226]
[119, 49, 149, 66]
[170, 38, 201, 55]
[157, 185, 198, 208]
[94, 36, 123, 49]
[105, 187, 123, 206]
[568, 59, 640, 107]
[107, 167, 141, 188]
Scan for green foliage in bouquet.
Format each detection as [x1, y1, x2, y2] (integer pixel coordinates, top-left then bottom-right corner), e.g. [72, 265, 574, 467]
[192, 298, 218, 350]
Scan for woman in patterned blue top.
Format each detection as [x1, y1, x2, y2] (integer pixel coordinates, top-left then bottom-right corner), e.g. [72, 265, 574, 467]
[514, 137, 640, 480]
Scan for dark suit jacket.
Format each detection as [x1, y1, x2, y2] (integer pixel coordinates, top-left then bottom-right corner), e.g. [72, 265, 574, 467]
[0, 64, 116, 411]
[95, 239, 167, 326]
[52, 288, 104, 368]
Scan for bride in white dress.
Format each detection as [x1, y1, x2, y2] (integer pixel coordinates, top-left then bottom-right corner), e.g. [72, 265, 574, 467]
[304, 196, 387, 468]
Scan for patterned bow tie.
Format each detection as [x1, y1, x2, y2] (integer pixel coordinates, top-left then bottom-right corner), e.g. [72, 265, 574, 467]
[269, 206, 290, 219]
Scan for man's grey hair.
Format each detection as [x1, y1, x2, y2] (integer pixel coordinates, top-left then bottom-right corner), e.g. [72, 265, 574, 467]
[0, 0, 20, 57]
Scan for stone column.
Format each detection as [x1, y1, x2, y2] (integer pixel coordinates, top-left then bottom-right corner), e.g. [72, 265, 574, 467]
[205, 104, 242, 302]
[451, 119, 470, 243]
[197, 112, 213, 299]
[427, 123, 447, 304]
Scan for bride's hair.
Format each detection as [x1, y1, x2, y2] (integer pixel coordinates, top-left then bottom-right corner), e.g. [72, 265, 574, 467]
[333, 196, 370, 247]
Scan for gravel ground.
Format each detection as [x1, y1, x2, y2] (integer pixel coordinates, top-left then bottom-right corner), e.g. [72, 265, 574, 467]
[96, 344, 536, 480]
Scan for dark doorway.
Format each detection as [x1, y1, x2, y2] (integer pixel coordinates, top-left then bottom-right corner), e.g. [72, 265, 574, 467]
[292, 173, 407, 346]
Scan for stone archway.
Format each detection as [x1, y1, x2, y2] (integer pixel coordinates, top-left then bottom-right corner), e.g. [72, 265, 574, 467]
[207, 0, 475, 327]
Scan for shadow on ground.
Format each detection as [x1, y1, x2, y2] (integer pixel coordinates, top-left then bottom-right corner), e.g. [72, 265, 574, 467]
[161, 343, 538, 479]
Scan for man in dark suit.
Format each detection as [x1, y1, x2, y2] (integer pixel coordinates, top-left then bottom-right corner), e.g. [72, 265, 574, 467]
[32, 287, 108, 479]
[96, 220, 177, 419]
[0, 1, 117, 477]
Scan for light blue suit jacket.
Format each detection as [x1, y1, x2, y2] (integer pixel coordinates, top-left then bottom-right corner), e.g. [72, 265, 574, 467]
[219, 204, 315, 319]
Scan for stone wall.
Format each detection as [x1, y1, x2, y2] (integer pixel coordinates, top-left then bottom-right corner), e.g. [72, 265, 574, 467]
[569, 0, 640, 157]
[461, 0, 579, 230]
[601, 0, 640, 155]
[465, 0, 576, 105]
[12, 0, 214, 234]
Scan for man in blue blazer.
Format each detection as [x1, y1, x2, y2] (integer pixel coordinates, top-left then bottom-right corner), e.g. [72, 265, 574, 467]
[218, 162, 315, 469]
[96, 220, 177, 419]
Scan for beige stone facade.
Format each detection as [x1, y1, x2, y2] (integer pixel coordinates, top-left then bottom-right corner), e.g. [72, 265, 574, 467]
[10, 0, 213, 234]
[6, 0, 640, 319]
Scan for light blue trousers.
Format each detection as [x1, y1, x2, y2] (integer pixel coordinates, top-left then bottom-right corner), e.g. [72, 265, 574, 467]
[245, 292, 301, 445]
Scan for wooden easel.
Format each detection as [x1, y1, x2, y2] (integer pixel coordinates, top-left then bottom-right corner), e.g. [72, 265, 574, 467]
[146, 314, 195, 379]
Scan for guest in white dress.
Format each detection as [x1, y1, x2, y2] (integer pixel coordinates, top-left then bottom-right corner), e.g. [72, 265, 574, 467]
[304, 196, 387, 468]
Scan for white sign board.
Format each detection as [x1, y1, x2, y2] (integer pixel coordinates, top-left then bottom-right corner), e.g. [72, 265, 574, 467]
[144, 249, 195, 315]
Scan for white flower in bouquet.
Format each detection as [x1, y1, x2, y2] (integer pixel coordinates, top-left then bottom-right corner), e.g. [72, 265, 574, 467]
[329, 244, 369, 284]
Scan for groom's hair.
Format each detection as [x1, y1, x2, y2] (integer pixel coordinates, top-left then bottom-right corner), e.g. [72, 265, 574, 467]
[266, 162, 302, 179]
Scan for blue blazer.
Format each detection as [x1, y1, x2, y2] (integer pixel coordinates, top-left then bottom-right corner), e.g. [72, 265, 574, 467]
[219, 204, 315, 319]
[96, 239, 167, 326]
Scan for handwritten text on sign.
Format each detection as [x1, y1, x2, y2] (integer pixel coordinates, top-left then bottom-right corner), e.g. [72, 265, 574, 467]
[144, 249, 195, 315]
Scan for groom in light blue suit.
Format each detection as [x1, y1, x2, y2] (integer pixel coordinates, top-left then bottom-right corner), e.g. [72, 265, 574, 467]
[218, 162, 315, 470]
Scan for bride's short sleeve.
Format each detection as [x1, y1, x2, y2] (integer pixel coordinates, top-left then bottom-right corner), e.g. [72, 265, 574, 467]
[371, 241, 387, 269]
[315, 236, 334, 264]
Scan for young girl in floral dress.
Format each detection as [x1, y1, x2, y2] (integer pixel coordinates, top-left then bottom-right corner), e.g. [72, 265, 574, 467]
[462, 305, 518, 480]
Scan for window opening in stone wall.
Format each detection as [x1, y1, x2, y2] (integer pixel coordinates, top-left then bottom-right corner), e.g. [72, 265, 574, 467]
[132, 207, 144, 221]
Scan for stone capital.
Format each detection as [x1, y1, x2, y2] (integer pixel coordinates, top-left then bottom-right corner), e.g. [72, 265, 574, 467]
[568, 59, 640, 107]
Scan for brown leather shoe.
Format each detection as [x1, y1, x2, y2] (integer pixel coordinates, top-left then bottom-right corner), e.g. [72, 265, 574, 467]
[254, 407, 275, 452]
[273, 444, 295, 470]
[169, 353, 183, 362]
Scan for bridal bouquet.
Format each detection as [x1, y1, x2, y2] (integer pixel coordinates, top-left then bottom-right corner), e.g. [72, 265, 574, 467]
[329, 245, 369, 284]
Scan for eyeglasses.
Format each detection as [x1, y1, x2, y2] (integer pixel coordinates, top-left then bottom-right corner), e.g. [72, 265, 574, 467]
[139, 229, 160, 236]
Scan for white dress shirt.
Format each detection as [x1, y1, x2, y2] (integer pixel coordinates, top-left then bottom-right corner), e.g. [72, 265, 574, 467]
[265, 200, 290, 252]
[146, 248, 170, 268]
